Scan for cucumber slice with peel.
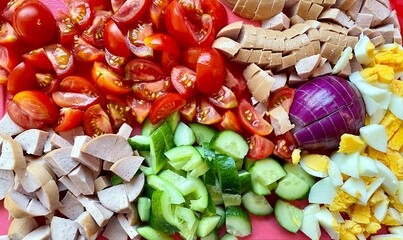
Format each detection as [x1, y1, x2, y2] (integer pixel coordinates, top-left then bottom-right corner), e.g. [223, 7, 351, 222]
[197, 215, 221, 237]
[275, 173, 310, 200]
[225, 206, 252, 237]
[274, 199, 303, 233]
[210, 130, 249, 159]
[241, 191, 273, 216]
[137, 226, 174, 240]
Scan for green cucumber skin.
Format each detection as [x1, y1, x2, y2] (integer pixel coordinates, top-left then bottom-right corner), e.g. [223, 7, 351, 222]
[137, 226, 174, 240]
[274, 199, 304, 233]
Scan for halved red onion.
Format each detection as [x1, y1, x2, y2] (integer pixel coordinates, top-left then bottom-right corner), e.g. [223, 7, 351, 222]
[290, 75, 365, 151]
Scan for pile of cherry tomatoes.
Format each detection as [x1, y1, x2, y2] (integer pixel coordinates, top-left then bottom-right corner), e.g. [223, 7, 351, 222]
[0, 0, 297, 161]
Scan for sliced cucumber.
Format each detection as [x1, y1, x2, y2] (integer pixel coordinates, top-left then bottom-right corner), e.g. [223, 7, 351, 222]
[149, 123, 174, 173]
[188, 175, 209, 213]
[128, 135, 150, 151]
[274, 199, 303, 233]
[225, 206, 252, 237]
[220, 233, 237, 240]
[165, 146, 208, 177]
[250, 172, 270, 196]
[138, 197, 151, 222]
[159, 169, 196, 196]
[207, 184, 223, 205]
[283, 163, 316, 187]
[197, 215, 221, 237]
[110, 175, 123, 185]
[175, 206, 197, 230]
[140, 165, 154, 176]
[165, 111, 180, 133]
[200, 230, 218, 240]
[147, 175, 185, 204]
[142, 117, 163, 136]
[222, 193, 242, 207]
[174, 122, 196, 146]
[249, 158, 286, 186]
[149, 191, 178, 234]
[241, 191, 272, 216]
[215, 206, 225, 229]
[210, 130, 249, 159]
[137, 226, 174, 240]
[205, 192, 217, 217]
[215, 154, 241, 194]
[238, 170, 251, 194]
[275, 173, 310, 200]
[189, 123, 218, 145]
[243, 158, 255, 171]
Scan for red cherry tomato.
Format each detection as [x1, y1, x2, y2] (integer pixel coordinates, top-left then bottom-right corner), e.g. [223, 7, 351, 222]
[165, 0, 215, 48]
[171, 66, 197, 98]
[111, 0, 126, 13]
[82, 10, 112, 47]
[179, 98, 196, 122]
[104, 20, 131, 58]
[273, 131, 298, 161]
[124, 59, 166, 82]
[12, 0, 56, 45]
[238, 99, 273, 136]
[196, 48, 225, 94]
[23, 48, 53, 70]
[150, 0, 171, 30]
[52, 75, 101, 110]
[268, 87, 295, 113]
[150, 93, 186, 124]
[0, 45, 20, 73]
[83, 103, 113, 137]
[45, 44, 75, 79]
[202, 0, 228, 32]
[112, 0, 150, 26]
[66, 0, 92, 29]
[72, 36, 105, 62]
[91, 61, 132, 95]
[144, 33, 180, 59]
[125, 21, 154, 58]
[132, 78, 173, 101]
[104, 48, 127, 73]
[126, 94, 152, 124]
[217, 110, 243, 133]
[0, 21, 18, 45]
[182, 47, 202, 71]
[54, 108, 84, 132]
[208, 86, 238, 109]
[35, 73, 61, 94]
[247, 134, 275, 160]
[224, 64, 247, 97]
[2, 0, 25, 22]
[105, 95, 132, 130]
[161, 51, 180, 74]
[7, 61, 38, 95]
[7, 90, 59, 129]
[196, 97, 222, 125]
[0, 68, 8, 85]
[56, 12, 79, 45]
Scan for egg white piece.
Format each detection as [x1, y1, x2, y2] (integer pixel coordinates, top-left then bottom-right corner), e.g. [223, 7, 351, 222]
[354, 34, 373, 65]
[328, 160, 343, 186]
[332, 47, 352, 74]
[373, 199, 389, 222]
[301, 204, 321, 240]
[398, 181, 403, 204]
[341, 177, 367, 203]
[375, 160, 398, 195]
[349, 71, 366, 83]
[315, 207, 340, 240]
[299, 156, 329, 178]
[389, 94, 403, 120]
[309, 178, 337, 204]
[388, 207, 403, 224]
[331, 152, 360, 178]
[370, 234, 403, 240]
[389, 226, 403, 235]
[353, 82, 390, 103]
[362, 95, 383, 116]
[360, 124, 388, 153]
[370, 108, 387, 125]
[359, 155, 378, 177]
[362, 178, 384, 204]
[357, 233, 366, 240]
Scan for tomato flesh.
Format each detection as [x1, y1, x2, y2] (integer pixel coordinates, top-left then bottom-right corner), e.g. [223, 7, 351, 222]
[217, 110, 243, 133]
[23, 48, 53, 70]
[105, 95, 131, 129]
[150, 93, 186, 124]
[125, 59, 166, 82]
[273, 131, 298, 161]
[66, 0, 92, 29]
[7, 61, 38, 95]
[143, 33, 180, 59]
[126, 21, 154, 58]
[208, 85, 237, 109]
[238, 99, 273, 136]
[171, 66, 197, 98]
[0, 21, 18, 45]
[92, 61, 132, 95]
[82, 10, 112, 47]
[179, 98, 196, 122]
[54, 108, 84, 132]
[83, 103, 113, 136]
[247, 134, 275, 160]
[126, 94, 152, 124]
[196, 97, 222, 125]
[268, 87, 295, 113]
[103, 20, 131, 58]
[132, 78, 173, 101]
[112, 0, 150, 26]
[73, 36, 105, 62]
[196, 48, 225, 94]
[45, 44, 75, 78]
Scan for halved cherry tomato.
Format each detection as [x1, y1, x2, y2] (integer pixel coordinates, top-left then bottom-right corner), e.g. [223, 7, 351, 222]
[126, 21, 153, 58]
[8, 90, 59, 129]
[0, 45, 20, 73]
[224, 64, 247, 97]
[83, 103, 113, 136]
[105, 95, 131, 129]
[12, 0, 56, 45]
[161, 51, 180, 74]
[52, 75, 101, 110]
[91, 61, 131, 95]
[144, 33, 180, 59]
[82, 10, 112, 47]
[2, 0, 25, 22]
[202, 0, 227, 32]
[35, 73, 60, 94]
[196, 97, 222, 125]
[217, 110, 243, 133]
[124, 59, 166, 82]
[196, 48, 225, 94]
[247, 134, 275, 160]
[238, 99, 273, 136]
[126, 94, 152, 124]
[0, 21, 18, 45]
[132, 78, 173, 101]
[182, 47, 202, 71]
[165, 0, 215, 48]
[171, 66, 196, 98]
[179, 98, 196, 122]
[56, 12, 79, 45]
[105, 48, 127, 73]
[0, 68, 8, 85]
[23, 48, 53, 70]
[273, 131, 298, 161]
[208, 86, 237, 109]
[111, 0, 126, 13]
[7, 61, 38, 95]
[112, 0, 150, 26]
[103, 20, 131, 58]
[45, 44, 75, 79]
[150, 93, 186, 124]
[54, 108, 84, 132]
[88, 0, 112, 11]
[268, 87, 295, 113]
[66, 0, 92, 29]
[73, 36, 105, 62]
[150, 0, 171, 30]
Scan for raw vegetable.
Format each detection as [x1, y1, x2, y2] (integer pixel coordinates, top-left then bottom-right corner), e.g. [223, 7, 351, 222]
[289, 75, 366, 151]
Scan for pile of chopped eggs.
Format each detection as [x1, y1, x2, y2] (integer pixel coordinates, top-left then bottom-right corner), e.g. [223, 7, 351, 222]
[292, 39, 403, 240]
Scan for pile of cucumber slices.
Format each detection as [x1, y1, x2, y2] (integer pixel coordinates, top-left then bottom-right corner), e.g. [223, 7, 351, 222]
[126, 112, 316, 239]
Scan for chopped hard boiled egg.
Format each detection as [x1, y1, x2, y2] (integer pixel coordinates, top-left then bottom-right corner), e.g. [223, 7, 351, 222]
[299, 154, 330, 178]
[360, 124, 388, 153]
[354, 34, 375, 65]
[338, 134, 365, 154]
